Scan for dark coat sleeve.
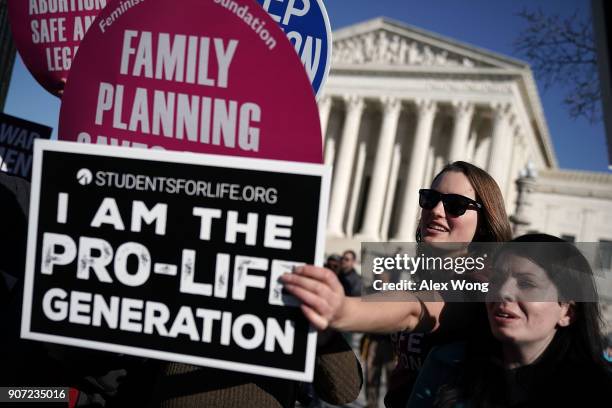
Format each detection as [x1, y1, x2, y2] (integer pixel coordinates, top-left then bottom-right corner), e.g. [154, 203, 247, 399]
[0, 172, 30, 282]
[313, 330, 363, 404]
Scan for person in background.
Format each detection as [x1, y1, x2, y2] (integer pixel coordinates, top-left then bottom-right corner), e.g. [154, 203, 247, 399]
[324, 254, 342, 275]
[339, 250, 362, 297]
[407, 234, 612, 407]
[361, 271, 396, 408]
[336, 250, 363, 349]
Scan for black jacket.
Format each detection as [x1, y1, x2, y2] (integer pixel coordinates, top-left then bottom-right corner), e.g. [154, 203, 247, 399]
[339, 268, 362, 297]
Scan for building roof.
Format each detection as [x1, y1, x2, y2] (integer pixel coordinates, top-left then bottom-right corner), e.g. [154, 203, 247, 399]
[330, 17, 558, 168]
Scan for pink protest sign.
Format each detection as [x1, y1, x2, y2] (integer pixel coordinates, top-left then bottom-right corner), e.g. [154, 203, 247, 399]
[58, 0, 322, 163]
[7, 0, 107, 96]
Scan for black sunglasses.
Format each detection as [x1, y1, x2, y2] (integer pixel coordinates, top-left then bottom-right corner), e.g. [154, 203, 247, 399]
[419, 189, 482, 216]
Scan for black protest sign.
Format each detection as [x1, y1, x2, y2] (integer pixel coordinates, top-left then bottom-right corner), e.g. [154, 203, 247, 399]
[22, 140, 330, 381]
[0, 112, 52, 179]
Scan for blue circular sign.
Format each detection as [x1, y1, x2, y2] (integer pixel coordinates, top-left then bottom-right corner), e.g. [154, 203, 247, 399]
[257, 0, 332, 98]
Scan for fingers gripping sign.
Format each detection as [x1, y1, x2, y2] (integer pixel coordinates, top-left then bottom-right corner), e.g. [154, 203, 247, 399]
[281, 265, 346, 330]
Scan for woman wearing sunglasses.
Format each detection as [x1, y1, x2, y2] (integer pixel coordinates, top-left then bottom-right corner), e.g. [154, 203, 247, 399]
[281, 161, 512, 408]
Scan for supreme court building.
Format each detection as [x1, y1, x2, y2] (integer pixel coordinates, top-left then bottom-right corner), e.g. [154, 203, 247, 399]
[319, 18, 612, 259]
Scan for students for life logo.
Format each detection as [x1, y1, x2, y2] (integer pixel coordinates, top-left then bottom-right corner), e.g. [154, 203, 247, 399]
[76, 168, 93, 185]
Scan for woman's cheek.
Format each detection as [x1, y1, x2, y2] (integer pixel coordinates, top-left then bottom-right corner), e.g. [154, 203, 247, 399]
[451, 215, 478, 241]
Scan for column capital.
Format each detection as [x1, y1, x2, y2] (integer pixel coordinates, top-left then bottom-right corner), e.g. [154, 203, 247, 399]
[508, 112, 518, 127]
[415, 99, 437, 116]
[380, 96, 402, 115]
[451, 100, 475, 117]
[343, 94, 365, 112]
[318, 94, 333, 108]
[490, 102, 512, 120]
[471, 114, 484, 130]
[448, 100, 476, 163]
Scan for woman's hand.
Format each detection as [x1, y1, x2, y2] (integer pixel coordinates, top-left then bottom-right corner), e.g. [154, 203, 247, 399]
[280, 265, 346, 330]
[281, 266, 439, 334]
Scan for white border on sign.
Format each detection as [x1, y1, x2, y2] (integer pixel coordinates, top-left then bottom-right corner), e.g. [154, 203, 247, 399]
[21, 139, 332, 382]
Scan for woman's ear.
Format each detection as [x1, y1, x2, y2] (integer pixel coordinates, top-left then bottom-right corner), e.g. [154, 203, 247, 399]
[557, 301, 575, 328]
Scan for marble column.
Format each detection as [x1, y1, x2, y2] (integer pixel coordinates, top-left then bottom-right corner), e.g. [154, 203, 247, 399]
[394, 99, 438, 241]
[487, 103, 512, 188]
[422, 144, 435, 192]
[466, 126, 478, 163]
[346, 142, 367, 236]
[357, 97, 402, 240]
[504, 126, 522, 208]
[474, 133, 491, 170]
[498, 112, 516, 197]
[448, 101, 475, 163]
[327, 95, 365, 237]
[324, 137, 336, 167]
[424, 117, 446, 187]
[381, 144, 402, 239]
[318, 95, 333, 141]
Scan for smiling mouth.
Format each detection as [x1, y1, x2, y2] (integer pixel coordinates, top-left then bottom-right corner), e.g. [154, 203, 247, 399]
[426, 223, 449, 233]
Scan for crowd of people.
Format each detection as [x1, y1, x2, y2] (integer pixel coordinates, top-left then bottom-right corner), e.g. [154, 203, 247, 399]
[2, 159, 612, 407]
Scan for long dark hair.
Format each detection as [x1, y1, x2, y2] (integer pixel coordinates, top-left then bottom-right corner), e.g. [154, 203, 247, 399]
[500, 234, 605, 365]
[435, 234, 609, 408]
[418, 161, 512, 243]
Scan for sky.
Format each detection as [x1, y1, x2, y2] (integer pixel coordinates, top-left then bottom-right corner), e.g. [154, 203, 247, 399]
[4, 0, 610, 172]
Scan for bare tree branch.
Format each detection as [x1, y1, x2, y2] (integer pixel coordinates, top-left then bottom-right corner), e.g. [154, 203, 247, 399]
[514, 7, 601, 123]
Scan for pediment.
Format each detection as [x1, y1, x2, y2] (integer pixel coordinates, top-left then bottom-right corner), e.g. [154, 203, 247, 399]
[332, 18, 528, 71]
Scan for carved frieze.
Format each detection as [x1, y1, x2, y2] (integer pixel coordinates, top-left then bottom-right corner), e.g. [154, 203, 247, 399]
[332, 30, 488, 68]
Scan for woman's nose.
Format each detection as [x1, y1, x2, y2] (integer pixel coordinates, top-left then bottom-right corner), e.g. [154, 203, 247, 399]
[430, 200, 446, 217]
[490, 277, 517, 302]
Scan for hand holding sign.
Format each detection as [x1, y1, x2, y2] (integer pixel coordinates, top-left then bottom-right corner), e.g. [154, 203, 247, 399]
[281, 265, 347, 330]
